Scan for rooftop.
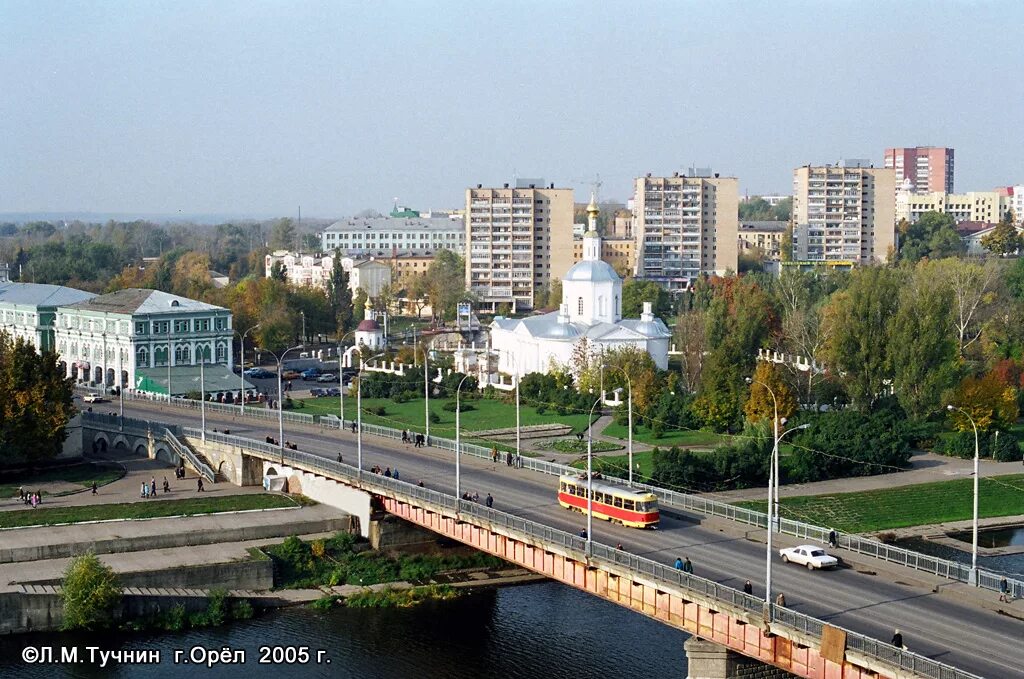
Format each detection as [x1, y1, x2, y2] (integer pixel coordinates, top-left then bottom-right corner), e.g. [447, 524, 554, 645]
[322, 216, 462, 233]
[0, 282, 97, 308]
[740, 221, 788, 232]
[62, 289, 227, 315]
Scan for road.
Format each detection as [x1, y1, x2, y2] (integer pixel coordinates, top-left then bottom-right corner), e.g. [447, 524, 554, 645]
[111, 398, 1024, 678]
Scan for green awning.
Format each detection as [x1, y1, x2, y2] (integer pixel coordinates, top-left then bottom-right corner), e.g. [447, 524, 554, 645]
[135, 365, 254, 397]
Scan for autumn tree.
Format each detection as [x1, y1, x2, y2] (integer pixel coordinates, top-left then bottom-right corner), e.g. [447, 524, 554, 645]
[980, 216, 1021, 256]
[0, 332, 75, 465]
[821, 266, 904, 410]
[673, 310, 706, 394]
[423, 249, 467, 323]
[947, 372, 1019, 432]
[744, 361, 798, 424]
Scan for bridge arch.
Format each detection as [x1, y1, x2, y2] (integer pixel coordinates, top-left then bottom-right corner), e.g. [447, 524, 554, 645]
[134, 443, 148, 457]
[92, 432, 110, 452]
[217, 458, 235, 483]
[154, 444, 176, 465]
[112, 434, 129, 450]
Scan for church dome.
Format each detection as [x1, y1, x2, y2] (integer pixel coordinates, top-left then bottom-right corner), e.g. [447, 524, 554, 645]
[357, 319, 381, 332]
[564, 260, 619, 283]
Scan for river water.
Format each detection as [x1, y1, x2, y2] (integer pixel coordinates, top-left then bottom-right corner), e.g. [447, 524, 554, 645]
[0, 582, 688, 678]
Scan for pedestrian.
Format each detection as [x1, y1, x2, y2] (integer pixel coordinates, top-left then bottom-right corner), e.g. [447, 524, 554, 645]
[743, 580, 753, 595]
[417, 434, 425, 448]
[384, 467, 392, 478]
[30, 493, 37, 509]
[417, 480, 425, 488]
[674, 557, 684, 570]
[999, 577, 1010, 603]
[828, 529, 837, 548]
[506, 451, 513, 467]
[393, 468, 399, 481]
[197, 477, 204, 492]
[515, 452, 523, 468]
[402, 430, 408, 444]
[141, 482, 148, 498]
[337, 453, 343, 463]
[485, 493, 493, 508]
[775, 592, 786, 607]
[616, 543, 623, 551]
[151, 478, 157, 497]
[579, 529, 587, 539]
[351, 422, 357, 434]
[17, 486, 24, 501]
[91, 481, 97, 495]
[683, 557, 693, 574]
[891, 629, 904, 649]
[471, 491, 479, 503]
[163, 477, 170, 493]
[491, 446, 499, 463]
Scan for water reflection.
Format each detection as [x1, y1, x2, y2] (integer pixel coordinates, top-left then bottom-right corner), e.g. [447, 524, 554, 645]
[949, 526, 1024, 549]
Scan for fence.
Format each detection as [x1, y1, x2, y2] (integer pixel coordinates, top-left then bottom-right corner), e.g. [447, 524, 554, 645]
[95, 392, 1024, 599]
[81, 412, 215, 482]
[173, 429, 981, 679]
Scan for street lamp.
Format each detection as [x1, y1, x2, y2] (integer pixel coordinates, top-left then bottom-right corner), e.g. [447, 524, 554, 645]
[602, 364, 634, 486]
[238, 324, 261, 416]
[337, 330, 355, 425]
[586, 395, 604, 556]
[504, 351, 522, 464]
[357, 352, 387, 479]
[454, 373, 472, 512]
[257, 343, 305, 463]
[948, 404, 980, 585]
[417, 341, 432, 445]
[199, 351, 207, 442]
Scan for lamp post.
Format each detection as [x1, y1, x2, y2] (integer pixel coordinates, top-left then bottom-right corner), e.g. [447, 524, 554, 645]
[167, 323, 173, 402]
[418, 341, 431, 445]
[337, 330, 355, 425]
[586, 396, 604, 556]
[454, 373, 472, 511]
[357, 352, 387, 480]
[602, 364, 634, 486]
[504, 350, 522, 463]
[948, 404, 980, 585]
[257, 344, 305, 463]
[199, 352, 207, 442]
[238, 324, 261, 416]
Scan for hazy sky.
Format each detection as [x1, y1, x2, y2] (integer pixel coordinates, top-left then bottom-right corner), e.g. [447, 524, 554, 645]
[2, 1, 1022, 218]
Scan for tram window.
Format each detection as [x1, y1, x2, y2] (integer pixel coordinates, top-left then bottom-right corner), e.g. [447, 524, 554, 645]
[614, 497, 623, 508]
[624, 500, 635, 511]
[595, 492, 604, 504]
[560, 482, 566, 492]
[636, 501, 647, 512]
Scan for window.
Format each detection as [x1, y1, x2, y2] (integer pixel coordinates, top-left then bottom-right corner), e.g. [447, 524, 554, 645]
[175, 344, 191, 364]
[613, 497, 623, 508]
[136, 346, 149, 365]
[135, 322, 148, 335]
[196, 319, 210, 332]
[174, 320, 190, 334]
[216, 343, 227, 362]
[623, 500, 635, 511]
[154, 346, 169, 366]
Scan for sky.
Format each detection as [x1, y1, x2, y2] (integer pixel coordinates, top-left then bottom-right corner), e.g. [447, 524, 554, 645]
[2, 1, 1022, 218]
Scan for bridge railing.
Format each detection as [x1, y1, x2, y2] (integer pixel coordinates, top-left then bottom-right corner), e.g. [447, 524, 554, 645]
[214, 434, 980, 679]
[96, 400, 1024, 599]
[164, 430, 215, 482]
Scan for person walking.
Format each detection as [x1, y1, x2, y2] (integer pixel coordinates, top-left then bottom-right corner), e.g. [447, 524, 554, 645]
[392, 468, 399, 481]
[151, 478, 157, 497]
[683, 557, 693, 574]
[491, 447, 499, 464]
[515, 452, 523, 468]
[163, 477, 170, 494]
[141, 482, 148, 499]
[197, 477, 204, 492]
[999, 577, 1011, 603]
[775, 592, 786, 607]
[91, 481, 97, 495]
[485, 493, 493, 508]
[337, 453, 343, 464]
[743, 580, 753, 595]
[891, 629, 904, 649]
[506, 451, 513, 467]
[674, 557, 684, 570]
[828, 529, 838, 548]
[384, 467, 392, 478]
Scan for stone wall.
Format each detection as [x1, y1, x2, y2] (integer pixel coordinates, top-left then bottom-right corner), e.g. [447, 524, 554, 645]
[22, 558, 273, 592]
[369, 515, 440, 552]
[265, 463, 371, 538]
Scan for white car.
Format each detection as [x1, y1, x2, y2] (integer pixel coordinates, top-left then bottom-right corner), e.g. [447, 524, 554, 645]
[779, 545, 838, 570]
[82, 394, 108, 404]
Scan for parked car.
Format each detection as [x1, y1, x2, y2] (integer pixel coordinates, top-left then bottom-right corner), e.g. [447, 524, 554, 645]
[325, 387, 340, 397]
[301, 368, 321, 380]
[309, 388, 324, 397]
[316, 373, 338, 383]
[83, 394, 108, 403]
[282, 370, 302, 380]
[779, 545, 839, 570]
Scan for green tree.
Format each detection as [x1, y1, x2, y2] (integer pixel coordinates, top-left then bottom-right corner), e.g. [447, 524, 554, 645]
[423, 249, 467, 322]
[821, 267, 904, 410]
[621, 279, 671, 318]
[888, 261, 959, 419]
[897, 212, 965, 262]
[325, 252, 354, 333]
[269, 218, 297, 251]
[980, 216, 1021, 256]
[61, 552, 122, 631]
[269, 260, 288, 282]
[0, 332, 75, 465]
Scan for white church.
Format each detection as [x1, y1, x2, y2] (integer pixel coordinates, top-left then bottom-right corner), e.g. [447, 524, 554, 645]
[489, 198, 671, 377]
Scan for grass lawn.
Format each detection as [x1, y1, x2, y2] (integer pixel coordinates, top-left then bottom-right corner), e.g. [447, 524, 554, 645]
[0, 493, 304, 529]
[296, 395, 594, 440]
[570, 450, 656, 480]
[600, 421, 726, 448]
[735, 474, 1024, 534]
[536, 439, 622, 454]
[0, 463, 124, 499]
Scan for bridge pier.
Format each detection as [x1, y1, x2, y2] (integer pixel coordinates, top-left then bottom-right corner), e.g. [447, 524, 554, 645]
[685, 637, 793, 679]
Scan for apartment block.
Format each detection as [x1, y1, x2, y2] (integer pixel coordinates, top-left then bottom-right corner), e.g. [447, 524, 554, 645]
[632, 171, 739, 290]
[791, 164, 896, 264]
[571, 235, 636, 277]
[320, 215, 465, 257]
[738, 221, 788, 261]
[896, 190, 1009, 225]
[466, 181, 574, 311]
[884, 146, 954, 193]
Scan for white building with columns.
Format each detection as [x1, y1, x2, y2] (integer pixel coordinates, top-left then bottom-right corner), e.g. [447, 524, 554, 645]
[55, 288, 237, 396]
[489, 198, 671, 377]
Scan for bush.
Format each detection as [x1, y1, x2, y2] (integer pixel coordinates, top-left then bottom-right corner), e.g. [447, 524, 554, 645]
[429, 412, 441, 424]
[61, 552, 123, 631]
[442, 401, 474, 413]
[392, 392, 409, 404]
[535, 404, 547, 415]
[935, 430, 1021, 461]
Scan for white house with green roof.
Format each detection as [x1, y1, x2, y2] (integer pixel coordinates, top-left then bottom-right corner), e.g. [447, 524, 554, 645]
[55, 288, 244, 397]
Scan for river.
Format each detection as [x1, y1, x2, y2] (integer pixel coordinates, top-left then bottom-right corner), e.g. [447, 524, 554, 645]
[0, 582, 688, 678]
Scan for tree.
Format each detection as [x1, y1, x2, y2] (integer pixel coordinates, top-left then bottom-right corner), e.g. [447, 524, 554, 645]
[980, 217, 1021, 256]
[269, 260, 288, 283]
[673, 310, 705, 394]
[744, 361, 797, 424]
[947, 372, 1019, 432]
[888, 261, 959, 419]
[932, 258, 1001, 358]
[821, 266, 904, 410]
[897, 212, 965, 262]
[423, 250, 466, 323]
[325, 251, 353, 334]
[621, 279, 671, 318]
[269, 218, 297, 251]
[0, 332, 75, 465]
[61, 552, 122, 631]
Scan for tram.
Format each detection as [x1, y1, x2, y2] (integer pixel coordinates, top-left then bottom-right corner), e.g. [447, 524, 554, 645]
[557, 474, 659, 528]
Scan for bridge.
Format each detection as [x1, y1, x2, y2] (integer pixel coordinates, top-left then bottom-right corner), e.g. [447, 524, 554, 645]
[80, 404, 1024, 679]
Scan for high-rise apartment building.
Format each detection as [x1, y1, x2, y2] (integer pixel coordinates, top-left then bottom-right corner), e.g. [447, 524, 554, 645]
[791, 163, 896, 263]
[632, 171, 738, 291]
[466, 181, 574, 311]
[884, 146, 954, 193]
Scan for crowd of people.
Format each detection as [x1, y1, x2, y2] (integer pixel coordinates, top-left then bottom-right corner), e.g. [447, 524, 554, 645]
[16, 487, 42, 508]
[139, 475, 173, 498]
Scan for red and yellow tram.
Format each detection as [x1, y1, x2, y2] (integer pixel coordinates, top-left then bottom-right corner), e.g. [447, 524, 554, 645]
[557, 474, 659, 528]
